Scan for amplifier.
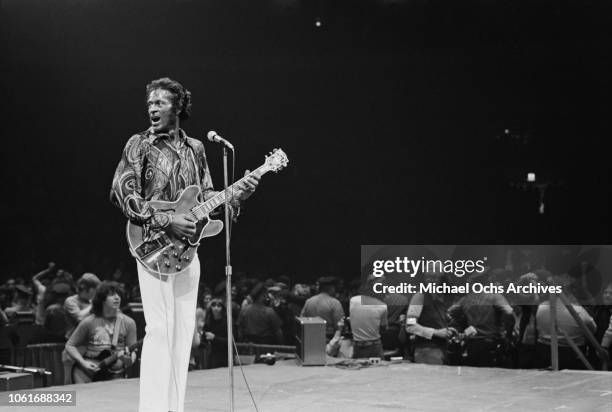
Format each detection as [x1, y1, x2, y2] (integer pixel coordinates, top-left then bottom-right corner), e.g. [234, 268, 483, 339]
[295, 317, 326, 366]
[0, 372, 34, 391]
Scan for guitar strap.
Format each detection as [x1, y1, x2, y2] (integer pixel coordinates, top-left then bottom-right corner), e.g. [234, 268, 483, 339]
[111, 315, 122, 349]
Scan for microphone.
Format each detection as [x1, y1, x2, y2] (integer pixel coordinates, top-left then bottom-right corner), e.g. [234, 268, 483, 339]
[206, 131, 234, 150]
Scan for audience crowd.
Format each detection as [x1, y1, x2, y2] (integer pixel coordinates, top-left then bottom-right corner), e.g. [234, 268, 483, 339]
[1, 255, 611, 384]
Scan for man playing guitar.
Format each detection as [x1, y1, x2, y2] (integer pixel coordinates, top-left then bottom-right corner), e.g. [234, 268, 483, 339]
[110, 77, 259, 412]
[65, 281, 137, 382]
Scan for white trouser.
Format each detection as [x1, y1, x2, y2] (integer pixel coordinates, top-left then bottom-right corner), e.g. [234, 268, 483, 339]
[137, 255, 200, 412]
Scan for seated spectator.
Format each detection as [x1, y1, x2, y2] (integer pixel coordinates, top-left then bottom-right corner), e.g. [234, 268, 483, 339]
[238, 282, 283, 345]
[65, 281, 137, 383]
[535, 275, 596, 370]
[301, 276, 345, 340]
[326, 318, 353, 358]
[349, 277, 388, 359]
[449, 272, 515, 367]
[64, 273, 101, 338]
[405, 271, 456, 365]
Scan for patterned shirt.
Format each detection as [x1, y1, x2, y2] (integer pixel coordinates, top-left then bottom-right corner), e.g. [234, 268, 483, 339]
[110, 128, 238, 230]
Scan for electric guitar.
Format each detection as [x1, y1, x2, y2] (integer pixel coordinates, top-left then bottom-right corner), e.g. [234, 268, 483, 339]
[126, 148, 289, 275]
[71, 339, 143, 384]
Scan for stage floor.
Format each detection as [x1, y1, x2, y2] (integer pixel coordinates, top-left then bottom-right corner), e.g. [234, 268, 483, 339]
[2, 361, 611, 411]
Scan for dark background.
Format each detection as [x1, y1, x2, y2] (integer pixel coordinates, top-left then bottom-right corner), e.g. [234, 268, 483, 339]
[1, 0, 610, 285]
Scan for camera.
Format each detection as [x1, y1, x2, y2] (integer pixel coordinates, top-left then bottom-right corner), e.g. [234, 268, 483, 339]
[341, 316, 352, 338]
[257, 352, 276, 366]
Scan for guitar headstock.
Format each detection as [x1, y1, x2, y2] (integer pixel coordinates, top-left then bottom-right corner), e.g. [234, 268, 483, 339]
[264, 148, 289, 173]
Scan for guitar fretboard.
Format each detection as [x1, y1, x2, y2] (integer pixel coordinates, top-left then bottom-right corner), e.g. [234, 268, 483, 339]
[191, 164, 267, 219]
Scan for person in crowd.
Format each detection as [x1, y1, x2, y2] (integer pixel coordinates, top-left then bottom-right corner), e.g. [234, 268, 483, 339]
[535, 273, 596, 370]
[511, 271, 544, 368]
[287, 284, 310, 318]
[215, 281, 241, 329]
[0, 285, 12, 310]
[4, 285, 34, 321]
[594, 282, 612, 362]
[201, 289, 213, 314]
[32, 262, 57, 325]
[268, 284, 296, 345]
[383, 289, 410, 353]
[202, 297, 229, 368]
[600, 312, 612, 352]
[238, 282, 283, 345]
[191, 288, 211, 369]
[0, 307, 8, 327]
[326, 317, 353, 358]
[449, 270, 515, 367]
[65, 281, 137, 382]
[301, 276, 345, 340]
[41, 280, 73, 342]
[63, 273, 102, 338]
[194, 290, 211, 341]
[349, 276, 388, 359]
[405, 271, 456, 365]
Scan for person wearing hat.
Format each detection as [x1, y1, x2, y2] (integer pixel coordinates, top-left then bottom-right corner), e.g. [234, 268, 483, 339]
[301, 276, 345, 339]
[64, 272, 102, 339]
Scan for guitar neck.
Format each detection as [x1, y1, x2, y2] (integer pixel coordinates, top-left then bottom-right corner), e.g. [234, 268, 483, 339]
[194, 164, 269, 216]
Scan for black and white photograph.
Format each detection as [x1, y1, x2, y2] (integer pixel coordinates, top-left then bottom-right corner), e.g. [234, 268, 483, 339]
[0, 0, 611, 411]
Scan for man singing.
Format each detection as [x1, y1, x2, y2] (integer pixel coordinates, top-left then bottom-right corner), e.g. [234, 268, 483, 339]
[110, 77, 258, 412]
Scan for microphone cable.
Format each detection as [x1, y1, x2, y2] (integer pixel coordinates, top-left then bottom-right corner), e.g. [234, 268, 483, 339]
[232, 334, 260, 412]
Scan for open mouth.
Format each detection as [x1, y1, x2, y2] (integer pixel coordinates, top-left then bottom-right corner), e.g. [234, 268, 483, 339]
[150, 115, 161, 125]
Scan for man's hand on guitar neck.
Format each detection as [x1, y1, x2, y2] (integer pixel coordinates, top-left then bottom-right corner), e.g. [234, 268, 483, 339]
[166, 213, 197, 238]
[237, 169, 260, 201]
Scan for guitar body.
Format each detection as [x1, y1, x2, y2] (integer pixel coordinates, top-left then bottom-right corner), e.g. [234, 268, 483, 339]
[126, 185, 224, 276]
[71, 340, 144, 384]
[71, 350, 120, 384]
[125, 148, 289, 276]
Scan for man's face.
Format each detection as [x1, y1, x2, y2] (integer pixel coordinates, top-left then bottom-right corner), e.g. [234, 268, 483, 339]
[603, 285, 612, 306]
[103, 292, 121, 311]
[147, 89, 177, 133]
[85, 287, 97, 301]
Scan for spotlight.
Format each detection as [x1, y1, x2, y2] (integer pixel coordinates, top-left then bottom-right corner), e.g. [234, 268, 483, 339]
[527, 172, 536, 182]
[314, 17, 323, 28]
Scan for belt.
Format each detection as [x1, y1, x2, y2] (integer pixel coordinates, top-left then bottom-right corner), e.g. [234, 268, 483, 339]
[353, 339, 381, 347]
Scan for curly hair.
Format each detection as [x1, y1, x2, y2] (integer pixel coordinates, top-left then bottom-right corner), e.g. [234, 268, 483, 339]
[145, 77, 192, 121]
[91, 281, 123, 317]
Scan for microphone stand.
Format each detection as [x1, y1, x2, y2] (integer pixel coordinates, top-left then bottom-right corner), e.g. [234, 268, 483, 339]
[222, 146, 235, 412]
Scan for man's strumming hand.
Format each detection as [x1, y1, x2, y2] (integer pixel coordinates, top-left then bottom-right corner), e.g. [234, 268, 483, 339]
[167, 213, 197, 238]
